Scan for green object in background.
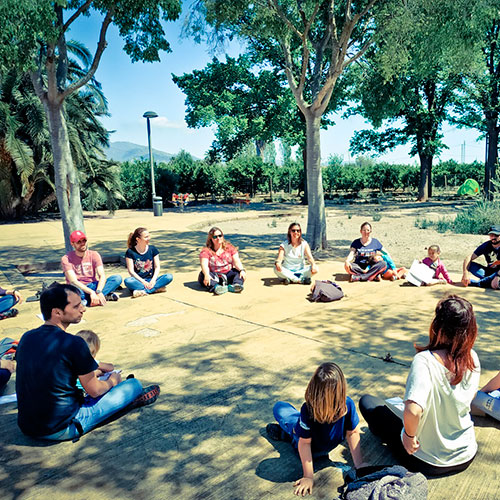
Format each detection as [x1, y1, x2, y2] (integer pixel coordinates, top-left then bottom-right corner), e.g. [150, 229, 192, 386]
[457, 178, 480, 196]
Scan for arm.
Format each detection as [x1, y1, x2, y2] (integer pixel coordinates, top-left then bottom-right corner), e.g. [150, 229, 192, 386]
[402, 400, 423, 455]
[438, 263, 453, 284]
[94, 265, 107, 305]
[294, 437, 314, 496]
[481, 371, 500, 393]
[0, 359, 16, 373]
[64, 269, 101, 306]
[345, 424, 365, 468]
[200, 256, 211, 287]
[147, 254, 161, 288]
[344, 249, 356, 274]
[462, 253, 477, 286]
[304, 243, 318, 274]
[79, 370, 122, 398]
[0, 288, 23, 304]
[97, 361, 114, 373]
[232, 252, 246, 281]
[274, 247, 285, 272]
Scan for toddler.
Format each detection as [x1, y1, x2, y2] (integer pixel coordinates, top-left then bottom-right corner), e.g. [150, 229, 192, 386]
[421, 245, 453, 285]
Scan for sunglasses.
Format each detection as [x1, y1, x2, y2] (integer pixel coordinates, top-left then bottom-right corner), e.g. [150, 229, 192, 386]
[290, 229, 301, 233]
[212, 234, 223, 239]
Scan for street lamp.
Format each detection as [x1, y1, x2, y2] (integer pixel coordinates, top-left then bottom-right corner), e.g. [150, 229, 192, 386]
[143, 110, 162, 216]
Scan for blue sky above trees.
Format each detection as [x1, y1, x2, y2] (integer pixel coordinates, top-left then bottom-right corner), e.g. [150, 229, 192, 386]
[70, 6, 485, 164]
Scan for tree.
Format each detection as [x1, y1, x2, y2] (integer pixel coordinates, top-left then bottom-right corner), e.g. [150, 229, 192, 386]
[187, 0, 381, 249]
[0, 0, 181, 250]
[349, 0, 480, 201]
[452, 4, 500, 199]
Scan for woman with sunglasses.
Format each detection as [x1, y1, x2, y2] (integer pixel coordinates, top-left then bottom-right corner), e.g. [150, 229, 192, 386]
[274, 223, 318, 284]
[199, 227, 246, 295]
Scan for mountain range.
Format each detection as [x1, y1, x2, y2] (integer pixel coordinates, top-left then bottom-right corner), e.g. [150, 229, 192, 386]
[104, 141, 176, 163]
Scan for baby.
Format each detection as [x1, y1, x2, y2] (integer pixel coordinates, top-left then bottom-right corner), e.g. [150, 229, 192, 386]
[421, 245, 453, 285]
[76, 330, 114, 378]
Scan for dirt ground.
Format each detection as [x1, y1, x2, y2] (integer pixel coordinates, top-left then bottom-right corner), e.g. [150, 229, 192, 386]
[0, 200, 498, 500]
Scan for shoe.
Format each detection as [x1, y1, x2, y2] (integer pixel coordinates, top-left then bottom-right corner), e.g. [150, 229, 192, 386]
[214, 284, 228, 295]
[154, 286, 167, 293]
[126, 373, 135, 380]
[131, 384, 160, 408]
[132, 290, 147, 298]
[266, 423, 292, 442]
[0, 308, 18, 320]
[105, 292, 119, 301]
[282, 278, 290, 285]
[350, 275, 361, 282]
[228, 283, 243, 293]
[301, 277, 312, 285]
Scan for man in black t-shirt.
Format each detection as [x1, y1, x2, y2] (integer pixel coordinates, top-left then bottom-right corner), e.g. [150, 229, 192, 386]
[16, 284, 159, 440]
[462, 225, 500, 289]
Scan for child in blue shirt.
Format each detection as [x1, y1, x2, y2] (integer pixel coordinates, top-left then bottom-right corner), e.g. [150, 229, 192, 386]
[266, 363, 365, 496]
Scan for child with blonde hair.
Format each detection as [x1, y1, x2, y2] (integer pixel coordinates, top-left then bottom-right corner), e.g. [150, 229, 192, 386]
[76, 330, 114, 378]
[266, 362, 365, 496]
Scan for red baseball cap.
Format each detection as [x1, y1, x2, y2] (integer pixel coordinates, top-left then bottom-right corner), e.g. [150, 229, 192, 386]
[70, 230, 87, 243]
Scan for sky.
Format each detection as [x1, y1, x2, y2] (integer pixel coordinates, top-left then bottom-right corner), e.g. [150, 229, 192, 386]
[70, 7, 486, 165]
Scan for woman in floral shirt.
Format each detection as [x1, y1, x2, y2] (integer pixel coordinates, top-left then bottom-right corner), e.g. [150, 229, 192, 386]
[198, 227, 246, 295]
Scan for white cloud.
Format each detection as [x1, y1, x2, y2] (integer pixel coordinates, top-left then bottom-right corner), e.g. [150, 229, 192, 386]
[138, 116, 188, 129]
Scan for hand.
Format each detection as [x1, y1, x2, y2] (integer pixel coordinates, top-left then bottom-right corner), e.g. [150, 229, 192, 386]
[293, 477, 313, 496]
[12, 290, 24, 304]
[275, 262, 282, 272]
[0, 359, 16, 373]
[96, 292, 107, 306]
[311, 263, 318, 274]
[109, 371, 122, 387]
[461, 275, 470, 287]
[203, 275, 210, 287]
[402, 431, 420, 455]
[144, 280, 155, 290]
[344, 262, 352, 274]
[239, 270, 246, 281]
[89, 291, 101, 306]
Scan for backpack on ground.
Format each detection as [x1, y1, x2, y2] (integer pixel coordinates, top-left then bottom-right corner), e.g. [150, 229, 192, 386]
[309, 280, 344, 302]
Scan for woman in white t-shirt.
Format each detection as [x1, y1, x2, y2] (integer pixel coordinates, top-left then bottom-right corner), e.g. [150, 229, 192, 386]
[274, 223, 318, 284]
[359, 295, 480, 476]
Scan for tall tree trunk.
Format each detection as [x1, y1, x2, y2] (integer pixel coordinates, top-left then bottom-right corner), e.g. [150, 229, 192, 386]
[417, 154, 433, 202]
[484, 120, 499, 200]
[45, 99, 85, 251]
[301, 147, 308, 204]
[305, 113, 327, 250]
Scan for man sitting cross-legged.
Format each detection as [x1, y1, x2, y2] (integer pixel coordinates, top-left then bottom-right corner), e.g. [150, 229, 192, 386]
[61, 230, 122, 306]
[16, 284, 159, 441]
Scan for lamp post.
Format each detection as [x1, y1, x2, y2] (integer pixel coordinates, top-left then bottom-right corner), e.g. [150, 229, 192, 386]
[143, 111, 162, 215]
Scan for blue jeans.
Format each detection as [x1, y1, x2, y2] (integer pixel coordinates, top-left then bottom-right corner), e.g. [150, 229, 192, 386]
[0, 295, 18, 314]
[40, 378, 143, 441]
[467, 261, 499, 288]
[124, 274, 173, 294]
[79, 275, 123, 303]
[273, 401, 301, 448]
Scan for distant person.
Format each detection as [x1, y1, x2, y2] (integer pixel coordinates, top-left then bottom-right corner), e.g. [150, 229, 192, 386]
[61, 230, 122, 306]
[124, 227, 173, 298]
[419, 245, 453, 285]
[15, 284, 159, 441]
[274, 222, 318, 284]
[0, 286, 23, 320]
[199, 227, 246, 295]
[344, 222, 389, 282]
[266, 362, 365, 496]
[461, 225, 500, 289]
[360, 295, 480, 476]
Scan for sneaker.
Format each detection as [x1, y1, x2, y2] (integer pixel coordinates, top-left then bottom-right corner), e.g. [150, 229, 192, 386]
[266, 423, 292, 442]
[132, 290, 147, 298]
[154, 286, 167, 293]
[282, 278, 290, 285]
[105, 292, 119, 301]
[131, 384, 160, 408]
[301, 277, 312, 285]
[0, 308, 18, 320]
[126, 373, 135, 380]
[228, 283, 243, 293]
[214, 284, 228, 295]
[350, 275, 362, 282]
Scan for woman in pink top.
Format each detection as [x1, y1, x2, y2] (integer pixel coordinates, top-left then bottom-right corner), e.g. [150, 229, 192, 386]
[198, 227, 246, 295]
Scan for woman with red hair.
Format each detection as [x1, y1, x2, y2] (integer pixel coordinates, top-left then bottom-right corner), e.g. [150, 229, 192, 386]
[359, 295, 480, 476]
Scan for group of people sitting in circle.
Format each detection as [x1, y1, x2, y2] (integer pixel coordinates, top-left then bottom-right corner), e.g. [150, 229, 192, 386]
[1, 219, 500, 494]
